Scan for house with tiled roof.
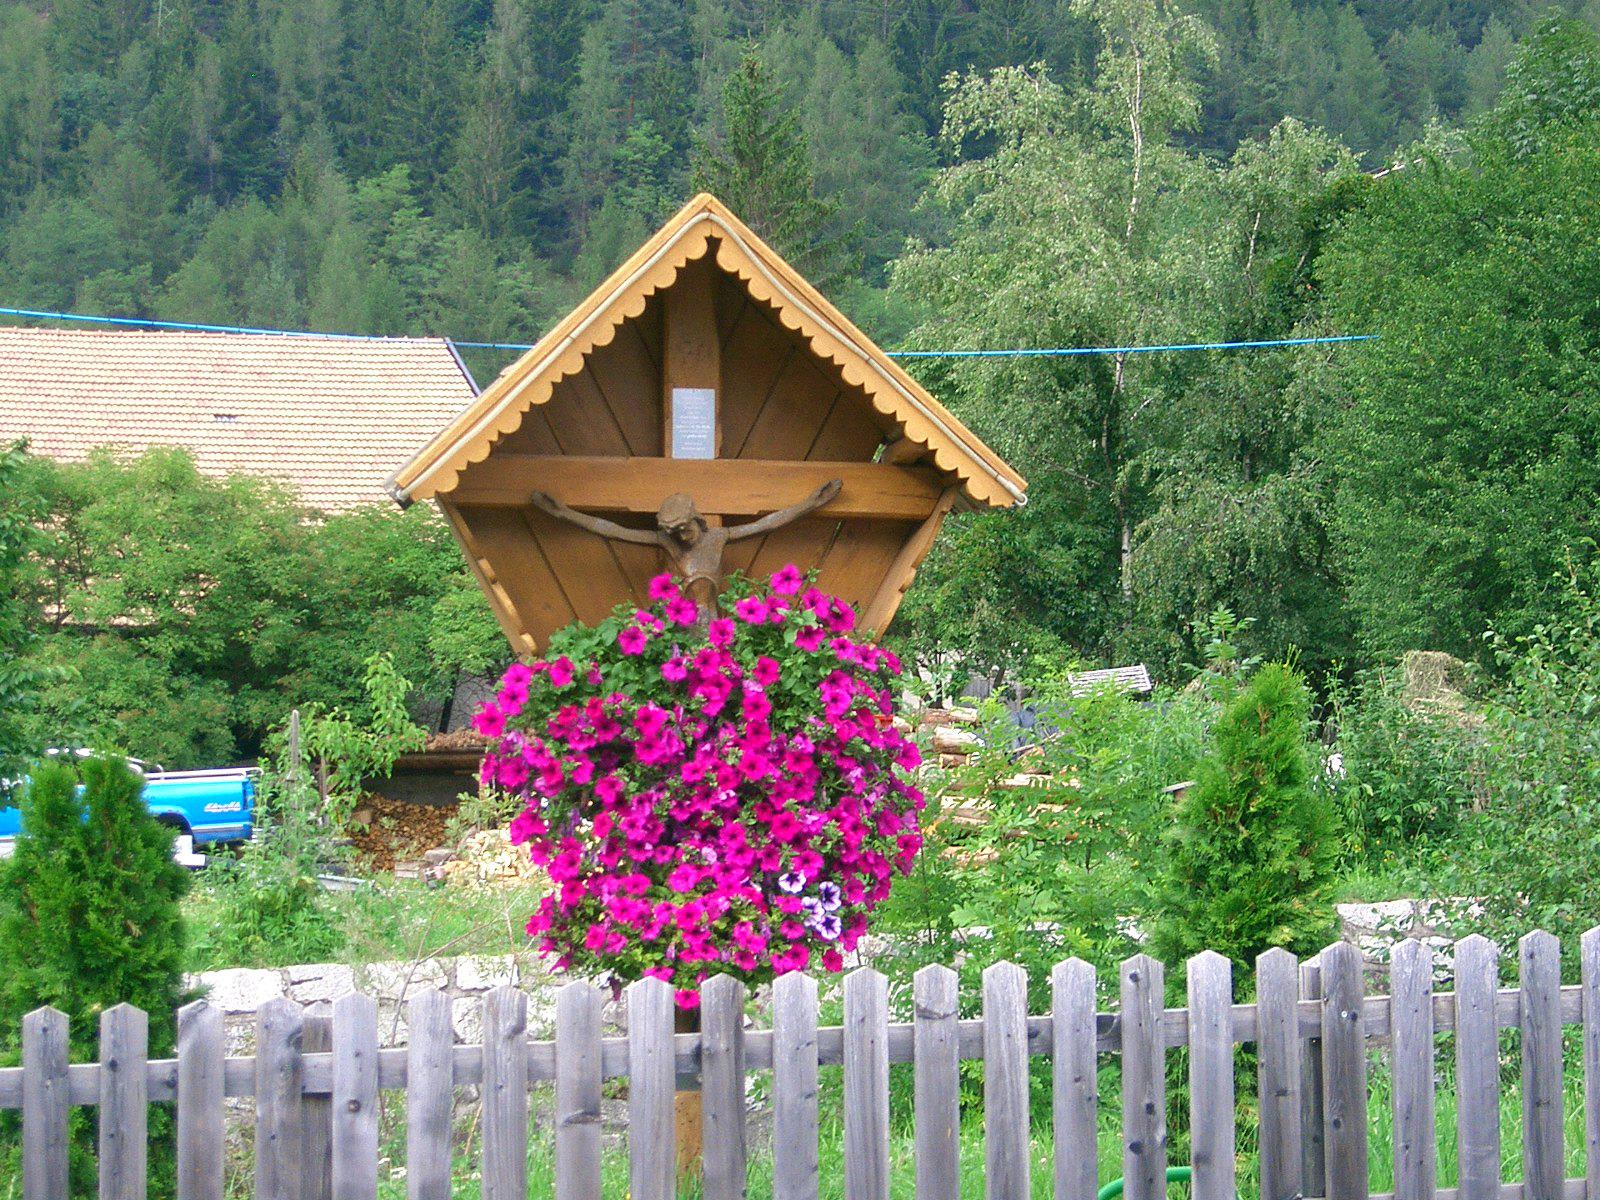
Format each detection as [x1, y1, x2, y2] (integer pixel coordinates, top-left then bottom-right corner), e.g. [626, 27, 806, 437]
[0, 328, 479, 511]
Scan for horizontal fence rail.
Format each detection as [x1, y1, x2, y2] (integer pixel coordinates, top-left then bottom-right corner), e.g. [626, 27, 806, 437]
[4, 927, 1600, 1200]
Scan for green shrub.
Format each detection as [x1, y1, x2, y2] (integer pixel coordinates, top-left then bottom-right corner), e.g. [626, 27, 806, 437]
[1148, 663, 1339, 979]
[1328, 665, 1486, 858]
[1449, 562, 1600, 961]
[0, 756, 190, 1194]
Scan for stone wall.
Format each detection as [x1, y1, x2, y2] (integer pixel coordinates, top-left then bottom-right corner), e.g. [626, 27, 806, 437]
[189, 952, 569, 1056]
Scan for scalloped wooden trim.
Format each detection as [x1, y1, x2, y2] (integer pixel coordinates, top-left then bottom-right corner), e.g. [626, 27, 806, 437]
[711, 240, 1016, 509]
[393, 194, 1023, 509]
[408, 227, 711, 498]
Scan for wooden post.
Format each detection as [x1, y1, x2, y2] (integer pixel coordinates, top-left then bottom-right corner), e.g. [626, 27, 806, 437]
[674, 1005, 703, 1178]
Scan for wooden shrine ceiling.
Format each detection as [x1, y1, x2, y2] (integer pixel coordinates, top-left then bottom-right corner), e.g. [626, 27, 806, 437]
[389, 194, 1026, 653]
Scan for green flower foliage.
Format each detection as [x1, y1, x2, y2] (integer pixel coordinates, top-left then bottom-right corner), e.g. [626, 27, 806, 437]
[1148, 663, 1338, 976]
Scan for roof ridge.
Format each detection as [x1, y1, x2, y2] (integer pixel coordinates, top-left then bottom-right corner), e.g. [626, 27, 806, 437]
[388, 193, 1026, 509]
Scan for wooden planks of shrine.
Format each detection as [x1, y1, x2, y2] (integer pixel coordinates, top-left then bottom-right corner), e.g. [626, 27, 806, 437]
[389, 194, 1026, 653]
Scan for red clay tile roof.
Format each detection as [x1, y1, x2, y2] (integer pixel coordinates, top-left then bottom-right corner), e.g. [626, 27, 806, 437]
[0, 328, 479, 511]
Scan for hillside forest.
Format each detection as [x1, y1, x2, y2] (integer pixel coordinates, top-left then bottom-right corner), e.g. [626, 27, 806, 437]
[5, 0, 1600, 767]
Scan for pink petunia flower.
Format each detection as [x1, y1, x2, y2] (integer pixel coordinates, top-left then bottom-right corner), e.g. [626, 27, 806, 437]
[473, 703, 507, 738]
[770, 564, 803, 595]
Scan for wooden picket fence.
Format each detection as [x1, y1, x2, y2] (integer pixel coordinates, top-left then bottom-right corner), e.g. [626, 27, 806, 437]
[3, 928, 1600, 1200]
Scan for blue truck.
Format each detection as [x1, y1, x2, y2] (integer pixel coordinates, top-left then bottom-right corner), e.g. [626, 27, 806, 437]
[0, 755, 256, 858]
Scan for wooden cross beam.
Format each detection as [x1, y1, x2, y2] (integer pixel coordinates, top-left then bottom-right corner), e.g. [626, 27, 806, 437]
[445, 456, 946, 521]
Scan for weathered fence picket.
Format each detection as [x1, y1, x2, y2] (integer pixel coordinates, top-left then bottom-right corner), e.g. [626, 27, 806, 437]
[301, 1013, 334, 1200]
[843, 967, 889, 1200]
[1256, 948, 1301, 1200]
[10, 926, 1600, 1200]
[1321, 941, 1369, 1200]
[701, 975, 748, 1200]
[1454, 934, 1500, 1200]
[554, 981, 603, 1200]
[1389, 939, 1435, 1200]
[22, 1006, 69, 1200]
[771, 970, 820, 1200]
[255, 998, 303, 1200]
[1521, 931, 1565, 1200]
[1052, 957, 1098, 1200]
[481, 986, 529, 1200]
[405, 990, 453, 1200]
[1120, 954, 1166, 1200]
[627, 976, 676, 1200]
[1299, 955, 1328, 1200]
[99, 1004, 148, 1200]
[176, 1002, 224, 1200]
[1188, 951, 1235, 1200]
[913, 964, 959, 1200]
[330, 992, 379, 1200]
[1583, 929, 1600, 1200]
[983, 962, 1030, 1200]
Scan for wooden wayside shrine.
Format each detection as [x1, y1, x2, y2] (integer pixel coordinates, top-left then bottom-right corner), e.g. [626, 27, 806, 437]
[389, 193, 1027, 652]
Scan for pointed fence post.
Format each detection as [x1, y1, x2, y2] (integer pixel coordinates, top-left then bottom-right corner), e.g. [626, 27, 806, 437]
[628, 976, 677, 1200]
[772, 972, 819, 1200]
[1187, 952, 1235, 1200]
[1454, 935, 1501, 1200]
[177, 1001, 225, 1200]
[554, 982, 603, 1200]
[1120, 954, 1166, 1200]
[1256, 949, 1302, 1200]
[22, 1006, 69, 1200]
[1520, 931, 1563, 1200]
[1389, 939, 1436, 1200]
[843, 968, 889, 1200]
[1053, 959, 1098, 1200]
[914, 964, 959, 1200]
[1319, 942, 1368, 1200]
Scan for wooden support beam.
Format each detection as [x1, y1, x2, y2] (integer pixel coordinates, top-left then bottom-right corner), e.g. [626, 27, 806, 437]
[448, 456, 947, 521]
[880, 436, 928, 466]
[860, 487, 959, 634]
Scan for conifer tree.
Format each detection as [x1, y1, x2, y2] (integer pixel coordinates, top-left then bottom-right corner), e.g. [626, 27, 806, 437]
[1148, 663, 1337, 974]
[691, 52, 845, 284]
[0, 756, 190, 1192]
[0, 757, 190, 1044]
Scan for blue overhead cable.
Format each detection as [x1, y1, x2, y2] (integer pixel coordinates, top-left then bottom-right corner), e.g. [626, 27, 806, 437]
[0, 304, 1376, 358]
[888, 334, 1377, 357]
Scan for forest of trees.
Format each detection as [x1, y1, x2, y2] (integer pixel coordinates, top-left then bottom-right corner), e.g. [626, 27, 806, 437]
[0, 0, 1586, 344]
[5, 0, 1600, 712]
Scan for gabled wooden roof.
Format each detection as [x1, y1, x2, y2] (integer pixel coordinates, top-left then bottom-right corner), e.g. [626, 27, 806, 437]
[388, 193, 1026, 509]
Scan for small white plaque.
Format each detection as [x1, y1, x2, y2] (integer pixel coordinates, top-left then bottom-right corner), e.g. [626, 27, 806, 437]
[671, 387, 717, 459]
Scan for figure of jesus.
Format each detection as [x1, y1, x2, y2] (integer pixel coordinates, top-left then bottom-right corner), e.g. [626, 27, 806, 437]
[529, 479, 842, 620]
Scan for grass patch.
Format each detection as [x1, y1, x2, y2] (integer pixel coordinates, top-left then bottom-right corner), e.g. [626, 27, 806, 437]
[183, 880, 541, 974]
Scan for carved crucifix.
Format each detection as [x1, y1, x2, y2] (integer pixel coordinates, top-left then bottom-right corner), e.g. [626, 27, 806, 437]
[529, 480, 842, 620]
